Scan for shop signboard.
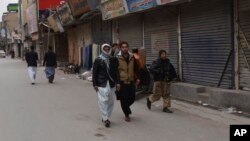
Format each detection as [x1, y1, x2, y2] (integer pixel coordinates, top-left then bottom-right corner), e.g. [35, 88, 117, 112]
[38, 0, 61, 10]
[125, 0, 157, 12]
[7, 3, 18, 12]
[100, 0, 128, 20]
[157, 0, 184, 5]
[47, 13, 64, 33]
[67, 0, 100, 17]
[57, 2, 74, 25]
[26, 3, 38, 34]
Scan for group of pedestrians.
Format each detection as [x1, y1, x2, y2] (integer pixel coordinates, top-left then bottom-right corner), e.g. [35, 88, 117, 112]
[24, 42, 177, 128]
[93, 42, 177, 128]
[25, 46, 57, 85]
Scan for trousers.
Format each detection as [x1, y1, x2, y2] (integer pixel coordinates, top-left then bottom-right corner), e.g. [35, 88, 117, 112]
[149, 81, 171, 108]
[119, 82, 136, 116]
[97, 81, 115, 121]
[28, 67, 37, 83]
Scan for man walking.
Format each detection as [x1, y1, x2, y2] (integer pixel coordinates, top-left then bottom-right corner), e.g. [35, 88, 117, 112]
[116, 41, 140, 122]
[92, 43, 120, 128]
[25, 46, 38, 85]
[43, 46, 57, 83]
[147, 50, 177, 113]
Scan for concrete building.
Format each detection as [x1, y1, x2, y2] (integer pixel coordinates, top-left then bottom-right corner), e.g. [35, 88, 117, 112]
[1, 12, 21, 57]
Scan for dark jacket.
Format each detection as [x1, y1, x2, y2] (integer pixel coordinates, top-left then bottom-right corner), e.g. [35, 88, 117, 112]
[25, 51, 38, 67]
[43, 51, 57, 67]
[92, 57, 120, 88]
[150, 58, 177, 82]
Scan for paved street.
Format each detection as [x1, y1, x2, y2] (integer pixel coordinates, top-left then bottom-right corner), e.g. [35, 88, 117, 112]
[0, 58, 250, 141]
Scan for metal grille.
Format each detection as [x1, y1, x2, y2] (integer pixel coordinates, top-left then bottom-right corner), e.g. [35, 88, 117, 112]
[181, 0, 233, 88]
[239, 0, 250, 90]
[144, 6, 178, 71]
[118, 14, 143, 50]
[92, 15, 112, 45]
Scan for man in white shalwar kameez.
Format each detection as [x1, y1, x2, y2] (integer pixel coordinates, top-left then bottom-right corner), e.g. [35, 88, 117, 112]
[25, 46, 38, 85]
[92, 44, 120, 128]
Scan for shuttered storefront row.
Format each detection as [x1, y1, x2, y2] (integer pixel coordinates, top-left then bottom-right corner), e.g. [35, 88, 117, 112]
[239, 0, 250, 90]
[181, 0, 233, 88]
[144, 6, 179, 71]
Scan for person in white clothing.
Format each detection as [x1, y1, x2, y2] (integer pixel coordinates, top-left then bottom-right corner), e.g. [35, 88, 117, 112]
[92, 44, 120, 128]
[25, 46, 38, 85]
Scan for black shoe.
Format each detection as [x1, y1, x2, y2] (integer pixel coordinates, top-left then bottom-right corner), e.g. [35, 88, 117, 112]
[104, 120, 110, 128]
[163, 108, 173, 113]
[147, 98, 151, 110]
[31, 83, 35, 85]
[49, 79, 53, 83]
[48, 76, 54, 83]
[125, 115, 130, 122]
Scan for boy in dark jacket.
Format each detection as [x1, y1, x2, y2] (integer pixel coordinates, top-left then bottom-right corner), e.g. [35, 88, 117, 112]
[147, 50, 177, 113]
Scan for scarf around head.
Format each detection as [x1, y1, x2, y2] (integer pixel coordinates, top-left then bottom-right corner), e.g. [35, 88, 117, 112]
[99, 43, 112, 69]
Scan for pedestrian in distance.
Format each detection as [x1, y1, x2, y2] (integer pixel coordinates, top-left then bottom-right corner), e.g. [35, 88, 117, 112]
[43, 46, 57, 83]
[10, 50, 15, 59]
[147, 50, 177, 113]
[116, 41, 141, 122]
[92, 43, 120, 128]
[25, 45, 38, 85]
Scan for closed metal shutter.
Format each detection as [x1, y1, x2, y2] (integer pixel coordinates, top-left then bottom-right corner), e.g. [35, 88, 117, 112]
[181, 0, 233, 88]
[144, 6, 178, 70]
[55, 33, 68, 62]
[92, 15, 112, 45]
[239, 0, 250, 90]
[118, 14, 143, 50]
